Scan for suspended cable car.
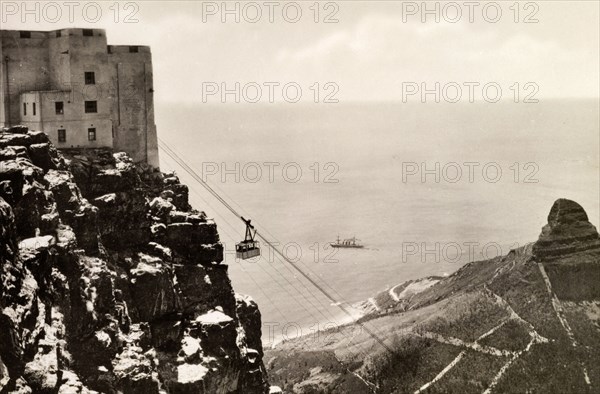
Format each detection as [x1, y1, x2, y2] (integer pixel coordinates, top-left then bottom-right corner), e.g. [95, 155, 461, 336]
[236, 217, 260, 259]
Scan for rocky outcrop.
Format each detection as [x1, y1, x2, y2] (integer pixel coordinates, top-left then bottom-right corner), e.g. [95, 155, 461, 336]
[533, 198, 600, 300]
[533, 198, 600, 261]
[0, 127, 269, 393]
[266, 199, 600, 393]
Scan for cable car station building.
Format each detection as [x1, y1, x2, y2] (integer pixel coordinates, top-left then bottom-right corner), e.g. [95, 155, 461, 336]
[0, 28, 159, 167]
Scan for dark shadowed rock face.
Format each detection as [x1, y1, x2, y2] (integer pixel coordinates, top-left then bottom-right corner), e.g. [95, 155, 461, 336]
[533, 198, 600, 262]
[0, 128, 269, 393]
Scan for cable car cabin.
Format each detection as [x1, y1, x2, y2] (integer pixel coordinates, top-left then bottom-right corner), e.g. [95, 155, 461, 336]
[236, 217, 261, 260]
[236, 241, 260, 259]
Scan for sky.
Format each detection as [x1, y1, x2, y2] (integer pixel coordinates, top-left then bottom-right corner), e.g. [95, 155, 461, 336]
[1, 1, 599, 103]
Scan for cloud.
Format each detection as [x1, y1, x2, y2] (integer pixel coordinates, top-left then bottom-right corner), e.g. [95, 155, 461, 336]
[269, 12, 599, 101]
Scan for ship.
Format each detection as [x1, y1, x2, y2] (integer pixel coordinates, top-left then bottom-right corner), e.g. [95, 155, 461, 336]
[330, 235, 364, 248]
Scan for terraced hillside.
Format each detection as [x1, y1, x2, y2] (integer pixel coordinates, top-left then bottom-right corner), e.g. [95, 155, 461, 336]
[266, 199, 600, 393]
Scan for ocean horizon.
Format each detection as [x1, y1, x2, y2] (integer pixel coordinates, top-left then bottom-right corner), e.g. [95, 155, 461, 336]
[156, 100, 600, 344]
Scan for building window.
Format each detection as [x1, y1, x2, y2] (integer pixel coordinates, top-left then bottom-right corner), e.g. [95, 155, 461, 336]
[88, 128, 97, 141]
[58, 129, 66, 143]
[33, 103, 36, 116]
[129, 46, 139, 53]
[83, 29, 93, 37]
[23, 103, 27, 116]
[107, 45, 113, 54]
[56, 31, 62, 38]
[20, 31, 31, 39]
[55, 102, 64, 115]
[84, 72, 96, 85]
[84, 101, 97, 113]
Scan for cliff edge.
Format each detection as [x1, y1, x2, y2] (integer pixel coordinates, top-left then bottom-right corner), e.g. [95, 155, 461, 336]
[0, 126, 270, 393]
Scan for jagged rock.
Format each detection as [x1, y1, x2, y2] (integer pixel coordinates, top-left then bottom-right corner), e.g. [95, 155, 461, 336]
[0, 197, 29, 380]
[113, 343, 159, 394]
[92, 170, 136, 197]
[147, 242, 172, 261]
[149, 196, 174, 222]
[4, 125, 29, 134]
[533, 198, 600, 261]
[40, 210, 60, 235]
[67, 203, 99, 253]
[168, 362, 210, 393]
[236, 294, 270, 393]
[55, 225, 78, 252]
[236, 294, 264, 357]
[13, 180, 52, 238]
[0, 146, 28, 161]
[44, 170, 99, 252]
[0, 130, 270, 393]
[161, 184, 191, 211]
[150, 319, 183, 350]
[0, 197, 17, 256]
[0, 132, 32, 148]
[0, 159, 44, 203]
[79, 257, 116, 320]
[28, 143, 62, 171]
[533, 199, 600, 301]
[94, 190, 149, 250]
[27, 131, 50, 145]
[169, 210, 206, 224]
[44, 170, 82, 212]
[175, 264, 237, 317]
[0, 356, 9, 391]
[23, 348, 62, 392]
[130, 255, 180, 321]
[163, 221, 223, 263]
[191, 309, 236, 356]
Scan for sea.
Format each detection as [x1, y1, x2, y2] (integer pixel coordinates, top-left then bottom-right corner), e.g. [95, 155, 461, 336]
[155, 100, 600, 345]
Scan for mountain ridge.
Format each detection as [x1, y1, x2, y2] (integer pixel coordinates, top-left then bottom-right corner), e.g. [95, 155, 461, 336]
[265, 198, 600, 393]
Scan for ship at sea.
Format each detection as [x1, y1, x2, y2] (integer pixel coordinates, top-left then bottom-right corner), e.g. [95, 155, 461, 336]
[330, 236, 364, 248]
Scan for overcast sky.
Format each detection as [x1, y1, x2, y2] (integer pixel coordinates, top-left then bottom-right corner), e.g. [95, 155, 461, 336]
[2, 1, 599, 103]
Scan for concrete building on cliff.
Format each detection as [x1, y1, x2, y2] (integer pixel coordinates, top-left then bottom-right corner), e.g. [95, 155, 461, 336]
[0, 28, 158, 167]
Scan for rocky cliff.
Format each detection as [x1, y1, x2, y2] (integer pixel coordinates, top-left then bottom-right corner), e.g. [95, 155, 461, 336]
[0, 127, 270, 393]
[266, 198, 600, 393]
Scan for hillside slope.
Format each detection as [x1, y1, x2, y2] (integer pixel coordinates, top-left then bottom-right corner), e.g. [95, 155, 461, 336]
[266, 199, 600, 393]
[0, 126, 270, 393]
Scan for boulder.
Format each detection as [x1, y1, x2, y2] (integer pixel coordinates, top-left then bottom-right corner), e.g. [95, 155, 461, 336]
[28, 143, 61, 171]
[163, 221, 223, 263]
[190, 309, 236, 356]
[130, 256, 181, 321]
[236, 294, 264, 356]
[113, 343, 160, 394]
[175, 264, 236, 317]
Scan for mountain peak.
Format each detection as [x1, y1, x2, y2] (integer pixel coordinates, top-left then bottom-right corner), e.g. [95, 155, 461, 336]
[533, 198, 600, 261]
[547, 198, 589, 226]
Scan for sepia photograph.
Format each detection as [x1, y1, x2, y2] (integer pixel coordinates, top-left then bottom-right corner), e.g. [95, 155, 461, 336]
[0, 1, 598, 393]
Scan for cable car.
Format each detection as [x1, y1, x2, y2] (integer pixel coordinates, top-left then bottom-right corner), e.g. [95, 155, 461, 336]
[236, 217, 260, 259]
